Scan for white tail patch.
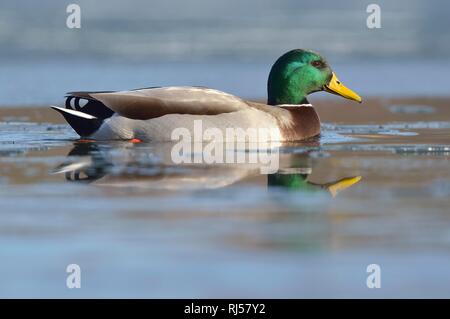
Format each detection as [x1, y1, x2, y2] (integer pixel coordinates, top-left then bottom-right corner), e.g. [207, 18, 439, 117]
[51, 161, 92, 174]
[50, 106, 98, 120]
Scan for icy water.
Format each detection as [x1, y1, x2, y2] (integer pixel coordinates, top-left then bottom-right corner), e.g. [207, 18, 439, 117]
[1, 109, 450, 298]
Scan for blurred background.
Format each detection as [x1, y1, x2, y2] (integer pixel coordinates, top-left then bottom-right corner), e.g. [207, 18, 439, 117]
[1, 0, 450, 104]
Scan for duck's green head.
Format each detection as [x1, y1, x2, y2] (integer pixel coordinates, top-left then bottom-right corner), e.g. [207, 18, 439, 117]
[267, 49, 362, 105]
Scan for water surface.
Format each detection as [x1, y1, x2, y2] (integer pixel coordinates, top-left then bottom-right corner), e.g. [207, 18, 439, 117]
[1, 106, 450, 297]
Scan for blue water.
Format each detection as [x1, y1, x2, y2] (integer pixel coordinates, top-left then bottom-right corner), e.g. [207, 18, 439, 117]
[2, 59, 450, 106]
[1, 121, 450, 297]
[2, 0, 450, 62]
[2, 0, 450, 105]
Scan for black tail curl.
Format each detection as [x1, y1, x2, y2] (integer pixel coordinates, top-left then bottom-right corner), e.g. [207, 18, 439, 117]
[64, 92, 115, 120]
[51, 91, 115, 137]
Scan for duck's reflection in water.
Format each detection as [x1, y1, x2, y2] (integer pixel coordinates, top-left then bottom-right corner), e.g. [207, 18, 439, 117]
[53, 142, 361, 196]
[268, 169, 361, 197]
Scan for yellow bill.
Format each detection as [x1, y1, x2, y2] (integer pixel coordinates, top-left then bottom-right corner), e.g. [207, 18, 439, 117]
[327, 176, 362, 197]
[324, 73, 362, 103]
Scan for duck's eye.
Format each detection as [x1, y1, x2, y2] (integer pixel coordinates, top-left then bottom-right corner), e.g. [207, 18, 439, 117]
[311, 60, 325, 68]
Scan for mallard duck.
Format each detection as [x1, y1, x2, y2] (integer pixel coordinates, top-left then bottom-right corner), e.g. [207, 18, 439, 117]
[51, 49, 361, 142]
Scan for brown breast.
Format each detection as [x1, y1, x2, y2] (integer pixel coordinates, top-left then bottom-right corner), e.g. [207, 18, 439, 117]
[278, 106, 321, 141]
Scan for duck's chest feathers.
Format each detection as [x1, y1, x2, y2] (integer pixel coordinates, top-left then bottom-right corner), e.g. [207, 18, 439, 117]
[278, 105, 321, 141]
